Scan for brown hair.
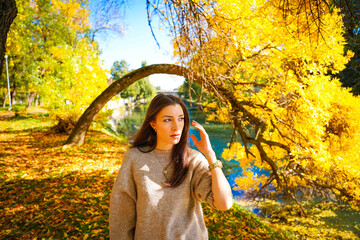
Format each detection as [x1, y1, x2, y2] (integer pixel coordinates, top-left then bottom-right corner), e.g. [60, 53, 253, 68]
[132, 93, 190, 187]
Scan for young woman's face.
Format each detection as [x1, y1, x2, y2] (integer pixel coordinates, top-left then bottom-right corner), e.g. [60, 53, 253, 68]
[150, 104, 185, 150]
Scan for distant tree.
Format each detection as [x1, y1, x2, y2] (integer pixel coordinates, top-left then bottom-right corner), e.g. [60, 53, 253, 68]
[178, 78, 202, 101]
[111, 60, 137, 99]
[119, 82, 140, 100]
[111, 60, 156, 100]
[111, 60, 130, 80]
[136, 78, 156, 100]
[137, 61, 156, 100]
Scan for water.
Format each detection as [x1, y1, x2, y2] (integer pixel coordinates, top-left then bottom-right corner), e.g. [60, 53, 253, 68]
[113, 102, 243, 197]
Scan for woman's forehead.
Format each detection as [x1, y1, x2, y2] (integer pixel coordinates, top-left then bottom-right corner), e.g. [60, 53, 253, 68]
[157, 104, 184, 117]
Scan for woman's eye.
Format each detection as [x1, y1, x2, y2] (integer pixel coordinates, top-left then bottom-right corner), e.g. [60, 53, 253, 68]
[179, 117, 184, 121]
[164, 118, 171, 122]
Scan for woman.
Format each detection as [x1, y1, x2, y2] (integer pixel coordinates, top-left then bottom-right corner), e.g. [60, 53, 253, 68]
[109, 93, 233, 240]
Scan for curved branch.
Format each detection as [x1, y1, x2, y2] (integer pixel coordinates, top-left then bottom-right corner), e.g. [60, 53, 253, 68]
[65, 64, 190, 146]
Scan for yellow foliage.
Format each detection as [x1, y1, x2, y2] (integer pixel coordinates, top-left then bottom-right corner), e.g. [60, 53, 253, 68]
[52, 0, 90, 32]
[168, 0, 360, 208]
[40, 39, 109, 120]
[6, 0, 109, 121]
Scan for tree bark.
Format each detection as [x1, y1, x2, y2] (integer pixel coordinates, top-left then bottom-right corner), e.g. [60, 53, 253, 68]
[2, 91, 7, 108]
[26, 92, 36, 109]
[11, 85, 16, 105]
[65, 64, 190, 146]
[0, 0, 17, 75]
[34, 94, 39, 107]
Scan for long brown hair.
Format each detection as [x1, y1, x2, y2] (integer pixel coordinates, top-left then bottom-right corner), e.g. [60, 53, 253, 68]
[132, 93, 190, 187]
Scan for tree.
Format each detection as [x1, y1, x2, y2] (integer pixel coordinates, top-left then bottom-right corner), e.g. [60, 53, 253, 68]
[148, 0, 360, 211]
[136, 61, 156, 100]
[111, 60, 138, 99]
[4, 0, 40, 108]
[3, 0, 109, 125]
[67, 0, 360, 211]
[178, 78, 202, 101]
[111, 60, 156, 101]
[37, 0, 109, 123]
[111, 60, 130, 80]
[0, 0, 17, 82]
[136, 78, 156, 100]
[65, 64, 188, 146]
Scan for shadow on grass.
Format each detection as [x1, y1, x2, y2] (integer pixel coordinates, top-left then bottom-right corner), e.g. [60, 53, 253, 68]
[0, 113, 49, 121]
[0, 127, 55, 134]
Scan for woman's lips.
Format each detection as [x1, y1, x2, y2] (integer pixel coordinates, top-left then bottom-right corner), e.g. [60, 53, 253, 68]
[171, 134, 181, 138]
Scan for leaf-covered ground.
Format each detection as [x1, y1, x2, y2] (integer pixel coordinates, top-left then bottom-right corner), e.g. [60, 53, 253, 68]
[1, 112, 357, 239]
[0, 112, 292, 239]
[0, 113, 127, 239]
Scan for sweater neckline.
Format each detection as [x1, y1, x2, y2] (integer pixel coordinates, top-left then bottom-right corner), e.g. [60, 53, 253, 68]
[152, 148, 172, 157]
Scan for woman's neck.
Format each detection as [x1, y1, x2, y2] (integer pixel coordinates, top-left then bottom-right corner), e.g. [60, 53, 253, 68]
[155, 143, 174, 151]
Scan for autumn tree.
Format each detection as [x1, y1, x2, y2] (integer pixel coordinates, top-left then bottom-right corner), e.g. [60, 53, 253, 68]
[3, 0, 110, 130]
[147, 0, 360, 211]
[39, 0, 110, 128]
[3, 0, 40, 107]
[65, 0, 360, 211]
[0, 0, 17, 106]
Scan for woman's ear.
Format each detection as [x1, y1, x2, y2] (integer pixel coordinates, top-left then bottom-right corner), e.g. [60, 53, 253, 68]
[149, 121, 156, 130]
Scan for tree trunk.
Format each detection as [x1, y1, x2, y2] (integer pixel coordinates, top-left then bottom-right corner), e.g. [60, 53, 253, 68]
[0, 0, 17, 75]
[11, 86, 16, 105]
[65, 64, 191, 146]
[34, 93, 39, 107]
[2, 91, 7, 108]
[26, 92, 36, 109]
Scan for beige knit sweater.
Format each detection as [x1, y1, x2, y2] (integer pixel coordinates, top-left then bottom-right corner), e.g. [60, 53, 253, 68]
[109, 147, 216, 240]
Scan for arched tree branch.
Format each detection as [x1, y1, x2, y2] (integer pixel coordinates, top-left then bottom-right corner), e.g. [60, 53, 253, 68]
[65, 64, 192, 146]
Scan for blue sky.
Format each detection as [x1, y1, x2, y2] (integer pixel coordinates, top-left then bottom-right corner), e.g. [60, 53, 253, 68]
[94, 1, 184, 90]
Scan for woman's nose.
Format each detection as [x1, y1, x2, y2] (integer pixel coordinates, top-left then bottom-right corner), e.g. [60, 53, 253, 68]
[172, 121, 179, 130]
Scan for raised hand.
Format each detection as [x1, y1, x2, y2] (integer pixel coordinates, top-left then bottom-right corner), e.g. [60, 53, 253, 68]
[190, 120, 215, 157]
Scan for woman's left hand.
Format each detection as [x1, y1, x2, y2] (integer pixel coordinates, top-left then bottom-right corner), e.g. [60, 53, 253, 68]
[190, 120, 215, 157]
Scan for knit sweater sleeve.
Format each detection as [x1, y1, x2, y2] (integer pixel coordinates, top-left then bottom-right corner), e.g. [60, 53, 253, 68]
[109, 150, 137, 240]
[191, 150, 216, 209]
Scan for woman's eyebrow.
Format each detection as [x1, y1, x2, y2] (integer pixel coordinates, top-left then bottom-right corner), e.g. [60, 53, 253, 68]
[161, 114, 184, 118]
